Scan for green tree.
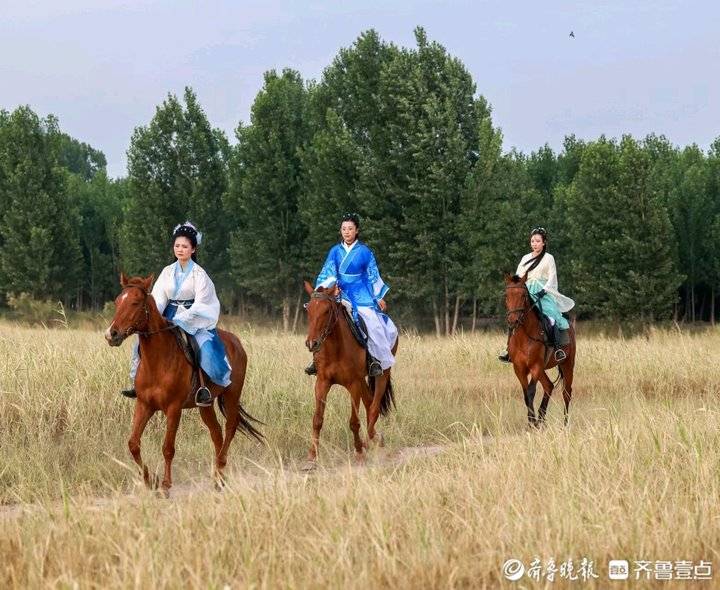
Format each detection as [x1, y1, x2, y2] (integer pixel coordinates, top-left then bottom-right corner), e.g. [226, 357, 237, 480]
[120, 88, 229, 289]
[226, 69, 310, 330]
[565, 136, 682, 320]
[0, 107, 83, 301]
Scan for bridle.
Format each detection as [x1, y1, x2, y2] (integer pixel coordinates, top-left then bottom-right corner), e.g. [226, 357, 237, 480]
[307, 291, 340, 351]
[504, 283, 545, 343]
[117, 284, 177, 338]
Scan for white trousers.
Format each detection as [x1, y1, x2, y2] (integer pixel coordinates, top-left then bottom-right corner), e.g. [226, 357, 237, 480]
[355, 305, 398, 370]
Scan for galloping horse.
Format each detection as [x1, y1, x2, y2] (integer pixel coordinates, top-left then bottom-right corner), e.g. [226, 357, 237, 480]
[303, 282, 398, 467]
[504, 273, 576, 426]
[104, 274, 262, 494]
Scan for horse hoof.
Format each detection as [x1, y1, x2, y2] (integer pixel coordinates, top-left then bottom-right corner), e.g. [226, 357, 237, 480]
[354, 451, 366, 465]
[369, 432, 385, 448]
[301, 460, 317, 472]
[156, 487, 170, 499]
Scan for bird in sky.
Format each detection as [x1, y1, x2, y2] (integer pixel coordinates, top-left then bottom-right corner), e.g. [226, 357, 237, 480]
[569, 31, 575, 38]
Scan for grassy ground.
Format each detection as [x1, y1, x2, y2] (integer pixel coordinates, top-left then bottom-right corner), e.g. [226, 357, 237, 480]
[1, 321, 719, 588]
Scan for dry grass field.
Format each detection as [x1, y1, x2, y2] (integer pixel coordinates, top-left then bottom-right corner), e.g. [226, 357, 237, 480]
[1, 320, 719, 588]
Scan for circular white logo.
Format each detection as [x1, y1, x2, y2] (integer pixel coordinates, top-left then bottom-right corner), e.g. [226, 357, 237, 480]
[503, 559, 525, 581]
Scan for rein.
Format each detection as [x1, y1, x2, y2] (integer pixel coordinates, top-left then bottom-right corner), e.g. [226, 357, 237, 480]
[309, 291, 341, 351]
[504, 283, 546, 344]
[120, 284, 177, 338]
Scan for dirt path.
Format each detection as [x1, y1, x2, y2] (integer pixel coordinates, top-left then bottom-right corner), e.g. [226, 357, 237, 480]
[0, 444, 447, 521]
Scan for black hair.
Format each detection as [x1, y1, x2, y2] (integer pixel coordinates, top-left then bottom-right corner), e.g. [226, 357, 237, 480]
[340, 212, 360, 229]
[172, 223, 199, 263]
[523, 227, 547, 273]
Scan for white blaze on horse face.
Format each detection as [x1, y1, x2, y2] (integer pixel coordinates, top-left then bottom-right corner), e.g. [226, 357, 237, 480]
[120, 292, 129, 303]
[104, 322, 115, 340]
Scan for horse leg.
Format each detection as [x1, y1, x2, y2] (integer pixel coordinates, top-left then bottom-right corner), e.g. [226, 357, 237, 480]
[533, 368, 555, 426]
[367, 373, 388, 447]
[128, 401, 155, 488]
[305, 379, 331, 468]
[348, 382, 365, 460]
[359, 379, 373, 448]
[216, 388, 241, 476]
[513, 365, 535, 426]
[160, 404, 182, 495]
[199, 404, 225, 486]
[561, 365, 574, 427]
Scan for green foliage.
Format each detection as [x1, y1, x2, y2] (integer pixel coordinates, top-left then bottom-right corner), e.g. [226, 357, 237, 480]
[0, 107, 83, 300]
[565, 136, 683, 320]
[226, 69, 310, 324]
[120, 88, 229, 284]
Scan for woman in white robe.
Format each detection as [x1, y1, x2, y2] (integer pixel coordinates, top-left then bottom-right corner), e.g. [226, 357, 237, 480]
[121, 222, 231, 406]
[499, 227, 575, 363]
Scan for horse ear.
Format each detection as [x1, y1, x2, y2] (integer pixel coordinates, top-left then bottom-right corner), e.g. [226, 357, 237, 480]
[304, 281, 314, 295]
[143, 274, 155, 290]
[120, 272, 128, 287]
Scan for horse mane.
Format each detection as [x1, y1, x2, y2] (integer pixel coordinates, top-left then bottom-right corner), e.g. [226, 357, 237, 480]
[510, 274, 522, 283]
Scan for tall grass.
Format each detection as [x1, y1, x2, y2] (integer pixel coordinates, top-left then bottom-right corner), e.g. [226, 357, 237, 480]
[1, 322, 719, 588]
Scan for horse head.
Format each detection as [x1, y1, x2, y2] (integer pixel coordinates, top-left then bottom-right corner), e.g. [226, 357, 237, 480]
[104, 273, 155, 346]
[503, 273, 530, 328]
[303, 281, 340, 353]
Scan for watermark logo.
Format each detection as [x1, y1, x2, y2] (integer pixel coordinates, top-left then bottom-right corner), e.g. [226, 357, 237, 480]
[502, 559, 525, 581]
[501, 557, 712, 582]
[608, 560, 629, 580]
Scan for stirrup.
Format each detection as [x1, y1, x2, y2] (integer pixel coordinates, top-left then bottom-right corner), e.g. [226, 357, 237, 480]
[195, 386, 213, 407]
[554, 348, 567, 363]
[368, 359, 383, 377]
[304, 362, 317, 376]
[120, 388, 137, 399]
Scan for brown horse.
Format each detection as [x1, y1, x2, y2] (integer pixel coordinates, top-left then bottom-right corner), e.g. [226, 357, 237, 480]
[303, 282, 398, 468]
[504, 273, 576, 427]
[104, 273, 262, 494]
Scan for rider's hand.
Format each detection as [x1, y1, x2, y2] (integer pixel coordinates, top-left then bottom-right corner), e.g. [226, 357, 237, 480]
[377, 299, 387, 312]
[536, 289, 546, 298]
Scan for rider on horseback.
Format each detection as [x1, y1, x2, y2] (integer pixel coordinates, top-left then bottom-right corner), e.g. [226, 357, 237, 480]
[499, 227, 575, 363]
[305, 213, 398, 378]
[120, 222, 231, 407]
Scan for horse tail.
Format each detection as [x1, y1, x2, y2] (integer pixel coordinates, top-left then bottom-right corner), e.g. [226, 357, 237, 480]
[368, 374, 396, 417]
[217, 396, 265, 443]
[236, 403, 265, 443]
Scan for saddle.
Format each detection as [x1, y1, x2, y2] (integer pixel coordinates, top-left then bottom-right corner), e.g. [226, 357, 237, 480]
[173, 329, 204, 398]
[342, 307, 369, 348]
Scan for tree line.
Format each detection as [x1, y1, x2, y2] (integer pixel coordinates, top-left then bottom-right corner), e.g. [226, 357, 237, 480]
[1, 28, 718, 332]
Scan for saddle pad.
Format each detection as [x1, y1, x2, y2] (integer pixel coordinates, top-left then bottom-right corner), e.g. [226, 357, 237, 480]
[342, 308, 369, 348]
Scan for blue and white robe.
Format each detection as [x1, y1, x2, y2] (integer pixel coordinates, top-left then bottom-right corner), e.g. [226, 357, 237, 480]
[315, 240, 398, 370]
[130, 260, 232, 387]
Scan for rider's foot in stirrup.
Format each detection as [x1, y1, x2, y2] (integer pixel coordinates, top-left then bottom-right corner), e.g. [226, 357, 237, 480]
[120, 388, 137, 399]
[195, 386, 213, 407]
[498, 350, 511, 363]
[304, 361, 317, 376]
[368, 359, 383, 377]
[554, 348, 567, 363]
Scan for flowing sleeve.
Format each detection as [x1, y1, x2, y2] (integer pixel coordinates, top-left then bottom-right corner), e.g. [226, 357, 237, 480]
[544, 254, 559, 292]
[151, 267, 170, 316]
[315, 246, 339, 289]
[366, 248, 389, 301]
[515, 254, 530, 277]
[172, 269, 220, 334]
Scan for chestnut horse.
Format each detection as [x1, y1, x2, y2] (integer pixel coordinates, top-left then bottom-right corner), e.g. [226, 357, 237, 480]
[504, 273, 576, 426]
[104, 274, 262, 494]
[303, 282, 398, 468]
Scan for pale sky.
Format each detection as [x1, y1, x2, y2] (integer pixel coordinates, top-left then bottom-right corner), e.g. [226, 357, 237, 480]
[2, 0, 718, 177]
